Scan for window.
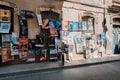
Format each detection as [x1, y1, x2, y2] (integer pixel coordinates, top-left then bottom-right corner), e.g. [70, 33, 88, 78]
[82, 16, 94, 34]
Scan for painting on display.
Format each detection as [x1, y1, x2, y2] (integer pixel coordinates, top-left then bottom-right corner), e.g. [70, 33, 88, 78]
[0, 22, 11, 33]
[62, 20, 68, 31]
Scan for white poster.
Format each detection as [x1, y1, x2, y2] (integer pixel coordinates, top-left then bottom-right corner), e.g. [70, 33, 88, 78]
[36, 14, 42, 25]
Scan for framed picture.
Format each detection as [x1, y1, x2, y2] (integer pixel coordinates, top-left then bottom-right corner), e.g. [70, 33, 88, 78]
[0, 22, 11, 33]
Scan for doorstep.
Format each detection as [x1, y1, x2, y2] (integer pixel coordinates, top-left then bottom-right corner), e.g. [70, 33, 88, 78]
[0, 54, 120, 78]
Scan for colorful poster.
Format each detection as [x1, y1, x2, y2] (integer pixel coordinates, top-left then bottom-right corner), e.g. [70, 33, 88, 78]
[47, 18, 55, 28]
[49, 27, 58, 36]
[62, 31, 69, 41]
[55, 20, 62, 30]
[20, 51, 27, 61]
[19, 38, 28, 50]
[11, 44, 19, 55]
[72, 22, 79, 31]
[42, 19, 49, 29]
[26, 50, 35, 62]
[0, 22, 11, 33]
[88, 21, 94, 33]
[1, 9, 10, 21]
[62, 20, 68, 30]
[1, 48, 14, 63]
[62, 30, 69, 37]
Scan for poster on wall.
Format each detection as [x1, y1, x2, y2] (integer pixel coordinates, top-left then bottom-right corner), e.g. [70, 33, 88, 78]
[62, 20, 68, 31]
[55, 36, 61, 52]
[81, 21, 87, 30]
[78, 22, 82, 30]
[11, 44, 19, 56]
[76, 44, 84, 54]
[26, 50, 35, 62]
[1, 48, 14, 63]
[72, 22, 79, 31]
[19, 38, 28, 50]
[36, 14, 42, 26]
[19, 51, 27, 61]
[68, 45, 73, 53]
[2, 34, 11, 48]
[18, 16, 28, 38]
[49, 27, 58, 36]
[62, 30, 69, 41]
[88, 21, 94, 33]
[68, 21, 73, 31]
[42, 19, 49, 29]
[55, 20, 62, 30]
[0, 22, 11, 33]
[74, 35, 81, 44]
[68, 36, 74, 45]
[49, 36, 55, 46]
[1, 9, 10, 21]
[48, 18, 55, 28]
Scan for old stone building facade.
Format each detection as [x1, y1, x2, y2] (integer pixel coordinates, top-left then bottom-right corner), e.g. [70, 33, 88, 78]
[0, 0, 119, 63]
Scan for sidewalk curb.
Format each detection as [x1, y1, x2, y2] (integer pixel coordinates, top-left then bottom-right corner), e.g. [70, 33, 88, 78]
[0, 58, 120, 78]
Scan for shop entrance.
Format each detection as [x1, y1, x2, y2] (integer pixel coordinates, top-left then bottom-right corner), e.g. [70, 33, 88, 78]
[113, 18, 120, 54]
[37, 11, 61, 61]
